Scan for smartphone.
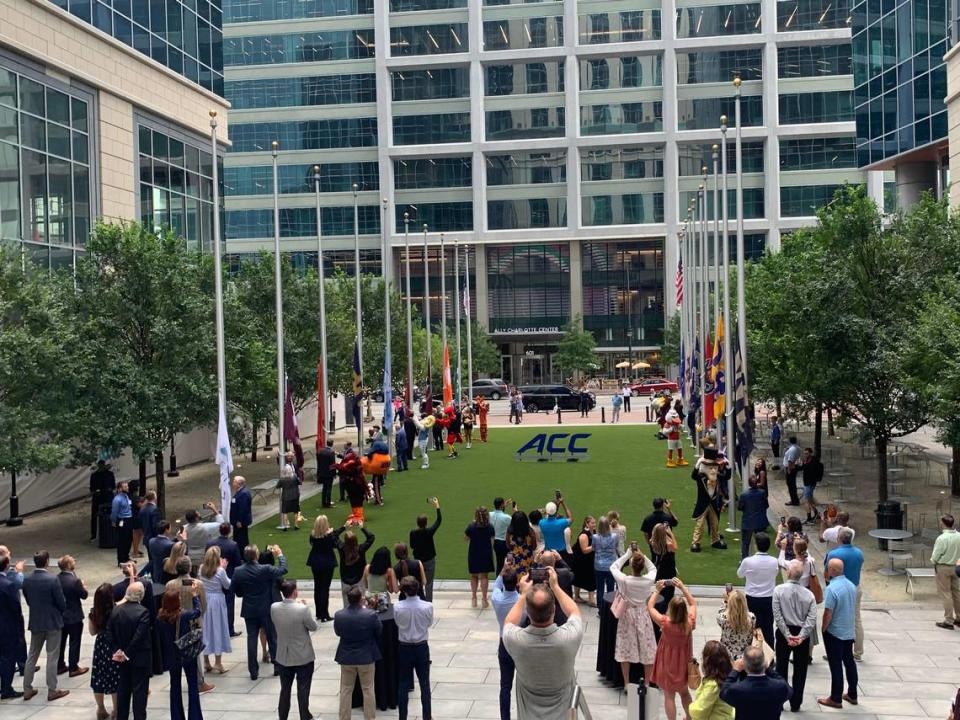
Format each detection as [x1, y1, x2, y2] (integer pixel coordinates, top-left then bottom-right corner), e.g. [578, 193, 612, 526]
[529, 567, 548, 583]
[780, 516, 786, 525]
[662, 579, 675, 587]
[725, 583, 733, 594]
[630, 541, 638, 552]
[554, 489, 562, 501]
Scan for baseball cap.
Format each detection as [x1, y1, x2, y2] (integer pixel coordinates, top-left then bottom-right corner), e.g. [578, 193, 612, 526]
[545, 501, 558, 516]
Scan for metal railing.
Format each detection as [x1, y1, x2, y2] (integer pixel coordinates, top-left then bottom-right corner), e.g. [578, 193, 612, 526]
[568, 686, 594, 720]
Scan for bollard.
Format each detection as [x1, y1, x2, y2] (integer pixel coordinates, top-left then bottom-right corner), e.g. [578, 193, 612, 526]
[601, 406, 606, 424]
[645, 405, 651, 422]
[557, 405, 562, 424]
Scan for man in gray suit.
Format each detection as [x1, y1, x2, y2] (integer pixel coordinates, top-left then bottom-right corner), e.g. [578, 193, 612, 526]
[21, 551, 69, 702]
[334, 586, 382, 720]
[271, 580, 317, 720]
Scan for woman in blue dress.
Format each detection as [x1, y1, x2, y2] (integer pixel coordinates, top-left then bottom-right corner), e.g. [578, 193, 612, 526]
[199, 546, 231, 673]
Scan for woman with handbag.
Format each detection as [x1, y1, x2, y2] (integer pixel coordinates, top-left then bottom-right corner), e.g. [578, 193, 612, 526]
[689, 641, 734, 720]
[158, 584, 204, 720]
[610, 547, 658, 691]
[648, 578, 698, 720]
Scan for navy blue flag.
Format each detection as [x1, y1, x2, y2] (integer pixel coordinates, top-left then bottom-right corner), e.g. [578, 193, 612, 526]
[733, 336, 753, 469]
[352, 337, 363, 430]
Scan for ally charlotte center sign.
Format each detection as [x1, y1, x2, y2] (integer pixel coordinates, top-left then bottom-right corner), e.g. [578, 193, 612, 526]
[491, 326, 561, 336]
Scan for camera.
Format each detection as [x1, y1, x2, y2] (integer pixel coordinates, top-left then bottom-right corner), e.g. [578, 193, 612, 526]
[630, 541, 638, 552]
[554, 489, 562, 501]
[529, 567, 548, 583]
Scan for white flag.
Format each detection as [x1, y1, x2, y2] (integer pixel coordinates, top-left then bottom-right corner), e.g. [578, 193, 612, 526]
[216, 402, 233, 515]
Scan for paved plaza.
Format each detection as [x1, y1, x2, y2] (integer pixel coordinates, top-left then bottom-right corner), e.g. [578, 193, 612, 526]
[3, 589, 956, 720]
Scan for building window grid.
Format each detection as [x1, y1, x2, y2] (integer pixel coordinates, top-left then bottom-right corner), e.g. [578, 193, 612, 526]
[0, 66, 93, 264]
[677, 95, 763, 130]
[580, 56, 663, 91]
[392, 68, 470, 101]
[223, 30, 375, 67]
[483, 16, 564, 50]
[138, 124, 217, 252]
[678, 142, 765, 175]
[778, 45, 853, 78]
[582, 193, 665, 225]
[779, 137, 858, 169]
[581, 102, 663, 135]
[390, 24, 469, 56]
[224, 0, 373, 23]
[676, 4, 762, 38]
[777, 0, 853, 31]
[580, 147, 664, 181]
[229, 118, 379, 152]
[780, 183, 854, 216]
[487, 243, 571, 328]
[394, 113, 471, 145]
[678, 50, 763, 84]
[225, 74, 377, 109]
[224, 162, 380, 196]
[486, 152, 568, 186]
[488, 199, 567, 229]
[54, 0, 224, 95]
[577, 11, 662, 44]
[485, 62, 565, 96]
[225, 205, 381, 239]
[780, 91, 854, 123]
[394, 202, 473, 231]
[679, 189, 766, 219]
[394, 157, 473, 189]
[486, 108, 566, 141]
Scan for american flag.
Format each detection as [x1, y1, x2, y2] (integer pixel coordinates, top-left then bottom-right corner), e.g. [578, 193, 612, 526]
[674, 253, 683, 307]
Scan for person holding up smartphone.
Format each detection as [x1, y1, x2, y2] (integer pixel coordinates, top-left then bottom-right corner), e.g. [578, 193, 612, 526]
[610, 543, 659, 690]
[540, 494, 573, 554]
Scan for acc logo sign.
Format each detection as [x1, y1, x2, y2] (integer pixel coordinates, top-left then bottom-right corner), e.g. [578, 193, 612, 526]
[514, 433, 591, 462]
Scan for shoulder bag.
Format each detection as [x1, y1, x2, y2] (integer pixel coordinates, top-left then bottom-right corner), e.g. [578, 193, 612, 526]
[610, 591, 627, 620]
[687, 657, 702, 690]
[174, 613, 205, 663]
[808, 571, 824, 604]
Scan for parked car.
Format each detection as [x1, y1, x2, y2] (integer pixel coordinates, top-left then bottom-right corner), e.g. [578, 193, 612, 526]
[372, 385, 420, 403]
[629, 378, 678, 397]
[517, 385, 596, 414]
[471, 378, 508, 400]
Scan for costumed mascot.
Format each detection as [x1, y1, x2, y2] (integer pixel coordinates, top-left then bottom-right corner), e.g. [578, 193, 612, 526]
[690, 444, 729, 552]
[416, 413, 435, 469]
[438, 404, 462, 458]
[338, 446, 368, 525]
[362, 438, 391, 506]
[664, 399, 688, 468]
[475, 396, 489, 443]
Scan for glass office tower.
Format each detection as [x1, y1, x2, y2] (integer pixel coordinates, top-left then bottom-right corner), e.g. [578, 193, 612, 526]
[852, 0, 949, 207]
[222, 0, 873, 381]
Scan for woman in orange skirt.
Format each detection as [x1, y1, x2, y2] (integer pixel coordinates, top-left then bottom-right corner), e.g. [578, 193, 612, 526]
[647, 578, 698, 720]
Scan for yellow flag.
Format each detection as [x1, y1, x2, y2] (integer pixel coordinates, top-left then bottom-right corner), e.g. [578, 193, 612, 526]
[712, 315, 725, 419]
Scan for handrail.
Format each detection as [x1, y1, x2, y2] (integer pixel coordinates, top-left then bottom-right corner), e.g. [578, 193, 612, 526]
[568, 685, 594, 720]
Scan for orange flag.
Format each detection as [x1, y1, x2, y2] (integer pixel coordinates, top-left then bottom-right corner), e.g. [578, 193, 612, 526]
[442, 345, 453, 406]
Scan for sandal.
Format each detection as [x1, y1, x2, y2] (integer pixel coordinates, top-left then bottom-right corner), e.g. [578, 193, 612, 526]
[214, 665, 228, 674]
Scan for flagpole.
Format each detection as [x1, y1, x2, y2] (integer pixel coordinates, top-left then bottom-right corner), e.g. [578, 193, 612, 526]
[403, 214, 414, 411]
[382, 198, 392, 452]
[711, 145, 721, 443]
[721, 115, 738, 530]
[422, 224, 432, 408]
[687, 203, 699, 450]
[313, 166, 329, 443]
[271, 141, 285, 464]
[353, 183, 363, 447]
[210, 111, 232, 514]
[698, 179, 707, 441]
[440, 233, 448, 372]
[453, 238, 462, 405]
[734, 76, 749, 392]
[464, 243, 474, 403]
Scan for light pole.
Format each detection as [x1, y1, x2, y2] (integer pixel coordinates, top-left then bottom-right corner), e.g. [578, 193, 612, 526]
[271, 141, 285, 459]
[403, 213, 414, 411]
[422, 224, 432, 407]
[314, 166, 330, 438]
[353, 183, 363, 447]
[734, 75, 748, 391]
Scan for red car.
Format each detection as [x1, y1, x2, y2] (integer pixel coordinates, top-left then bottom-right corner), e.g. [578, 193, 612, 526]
[629, 378, 679, 397]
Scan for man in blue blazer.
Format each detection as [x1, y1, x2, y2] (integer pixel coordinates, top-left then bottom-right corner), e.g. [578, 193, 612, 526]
[56, 555, 89, 677]
[232, 543, 287, 680]
[21, 551, 69, 702]
[0, 555, 25, 700]
[738, 475, 771, 559]
[207, 522, 244, 637]
[230, 476, 253, 554]
[334, 586, 383, 720]
[137, 491, 160, 545]
[142, 520, 177, 587]
[720, 646, 792, 720]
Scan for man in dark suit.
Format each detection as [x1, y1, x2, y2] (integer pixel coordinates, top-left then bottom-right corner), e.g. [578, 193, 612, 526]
[402, 413, 417, 462]
[334, 586, 382, 720]
[0, 555, 25, 700]
[230, 475, 253, 553]
[106, 582, 152, 720]
[21, 551, 69, 702]
[137, 491, 160, 546]
[56, 555, 89, 677]
[113, 563, 155, 621]
[316, 440, 338, 508]
[207, 522, 243, 637]
[738, 475, 770, 560]
[232, 544, 287, 680]
[142, 520, 176, 587]
[89, 460, 116, 541]
[720, 645, 792, 720]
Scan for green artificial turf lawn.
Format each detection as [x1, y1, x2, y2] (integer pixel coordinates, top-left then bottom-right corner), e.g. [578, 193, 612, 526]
[249, 423, 744, 586]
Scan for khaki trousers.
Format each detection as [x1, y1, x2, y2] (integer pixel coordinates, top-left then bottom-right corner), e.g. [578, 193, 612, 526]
[692, 507, 721, 545]
[339, 663, 375, 720]
[854, 584, 864, 657]
[935, 563, 960, 623]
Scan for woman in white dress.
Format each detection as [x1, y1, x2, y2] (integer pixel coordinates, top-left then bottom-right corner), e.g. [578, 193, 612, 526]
[199, 546, 231, 673]
[610, 546, 658, 690]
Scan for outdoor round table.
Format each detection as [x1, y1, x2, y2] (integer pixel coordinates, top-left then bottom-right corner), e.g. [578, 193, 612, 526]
[867, 528, 913, 576]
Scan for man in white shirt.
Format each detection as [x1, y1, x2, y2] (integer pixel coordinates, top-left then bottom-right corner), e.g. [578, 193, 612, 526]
[737, 531, 780, 647]
[819, 511, 855, 549]
[394, 576, 434, 720]
[492, 564, 520, 720]
[502, 567, 583, 720]
[783, 437, 802, 506]
[621, 384, 632, 413]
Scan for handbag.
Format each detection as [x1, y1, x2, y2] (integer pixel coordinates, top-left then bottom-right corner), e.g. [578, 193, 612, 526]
[686, 657, 702, 690]
[610, 591, 627, 620]
[174, 615, 205, 663]
[808, 572, 824, 604]
[751, 629, 775, 668]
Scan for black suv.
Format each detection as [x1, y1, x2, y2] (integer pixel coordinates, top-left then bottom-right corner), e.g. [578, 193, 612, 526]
[517, 385, 596, 413]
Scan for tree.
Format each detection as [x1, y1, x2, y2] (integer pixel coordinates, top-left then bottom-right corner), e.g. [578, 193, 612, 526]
[553, 317, 598, 382]
[0, 247, 71, 522]
[661, 312, 681, 368]
[67, 222, 216, 516]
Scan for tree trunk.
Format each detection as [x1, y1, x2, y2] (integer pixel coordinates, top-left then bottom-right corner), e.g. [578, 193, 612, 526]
[776, 398, 783, 420]
[876, 436, 888, 502]
[952, 445, 960, 498]
[265, 421, 272, 450]
[138, 459, 147, 498]
[154, 450, 166, 519]
[251, 419, 259, 463]
[814, 402, 823, 458]
[826, 406, 834, 436]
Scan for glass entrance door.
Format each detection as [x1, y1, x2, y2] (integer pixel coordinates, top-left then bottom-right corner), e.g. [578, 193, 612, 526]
[519, 355, 543, 385]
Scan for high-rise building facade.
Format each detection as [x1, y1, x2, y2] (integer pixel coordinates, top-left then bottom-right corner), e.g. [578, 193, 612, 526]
[223, 0, 870, 383]
[852, 0, 950, 207]
[0, 0, 229, 270]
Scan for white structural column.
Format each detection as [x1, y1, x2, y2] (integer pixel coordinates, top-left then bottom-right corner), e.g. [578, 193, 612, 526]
[569, 238, 583, 329]
[661, 0, 681, 313]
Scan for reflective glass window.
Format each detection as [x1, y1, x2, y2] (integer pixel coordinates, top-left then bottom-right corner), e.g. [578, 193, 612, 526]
[229, 118, 379, 152]
[487, 244, 570, 330]
[394, 113, 470, 144]
[391, 24, 468, 56]
[582, 194, 664, 225]
[777, 0, 852, 30]
[485, 62, 564, 95]
[225, 0, 373, 22]
[224, 30, 375, 66]
[780, 184, 853, 216]
[225, 75, 377, 109]
[488, 198, 567, 229]
[394, 201, 473, 231]
[483, 16, 564, 49]
[392, 67, 470, 100]
[580, 147, 664, 181]
[779, 91, 854, 123]
[677, 95, 763, 129]
[224, 162, 379, 196]
[778, 45, 852, 77]
[580, 55, 662, 89]
[779, 137, 857, 169]
[394, 157, 472, 188]
[486, 108, 565, 140]
[225, 205, 381, 239]
[677, 50, 763, 84]
[676, 4, 762, 38]
[580, 102, 662, 135]
[486, 151, 567, 185]
[678, 142, 764, 174]
[577, 10, 662, 43]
